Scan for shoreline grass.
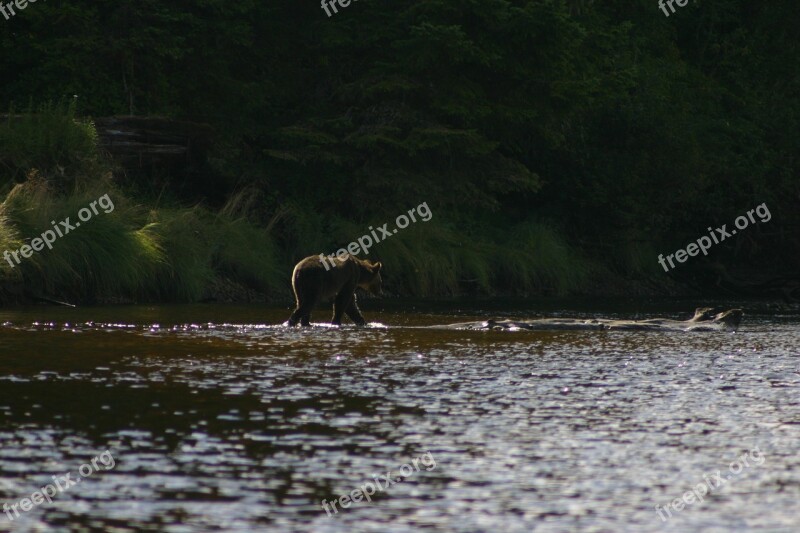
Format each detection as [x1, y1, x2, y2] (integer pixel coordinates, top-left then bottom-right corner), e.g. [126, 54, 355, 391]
[0, 104, 646, 305]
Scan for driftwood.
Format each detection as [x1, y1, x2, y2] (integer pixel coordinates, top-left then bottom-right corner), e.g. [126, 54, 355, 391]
[94, 116, 214, 171]
[430, 307, 743, 332]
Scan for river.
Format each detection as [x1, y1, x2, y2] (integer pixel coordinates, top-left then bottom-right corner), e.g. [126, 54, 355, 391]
[0, 299, 798, 532]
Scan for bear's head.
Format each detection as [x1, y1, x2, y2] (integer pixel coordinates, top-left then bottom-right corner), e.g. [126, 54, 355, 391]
[356, 259, 383, 295]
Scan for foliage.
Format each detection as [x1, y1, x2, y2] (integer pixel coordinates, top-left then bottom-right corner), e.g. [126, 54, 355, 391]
[0, 0, 798, 301]
[0, 100, 99, 187]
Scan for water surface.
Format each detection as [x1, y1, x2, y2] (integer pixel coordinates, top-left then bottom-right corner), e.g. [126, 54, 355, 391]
[0, 300, 798, 532]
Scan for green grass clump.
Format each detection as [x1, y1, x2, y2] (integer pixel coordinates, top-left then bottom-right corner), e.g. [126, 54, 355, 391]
[494, 221, 588, 295]
[0, 179, 287, 303]
[212, 215, 285, 292]
[371, 221, 493, 296]
[0, 100, 99, 186]
[0, 205, 23, 281]
[212, 188, 287, 292]
[1, 178, 164, 301]
[144, 207, 216, 301]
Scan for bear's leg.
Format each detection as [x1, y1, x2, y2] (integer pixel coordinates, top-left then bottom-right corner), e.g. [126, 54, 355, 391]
[332, 291, 354, 326]
[289, 308, 314, 326]
[289, 296, 316, 327]
[345, 295, 367, 326]
[288, 306, 299, 326]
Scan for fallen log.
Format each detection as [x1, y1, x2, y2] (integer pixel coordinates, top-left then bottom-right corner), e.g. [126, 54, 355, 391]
[93, 116, 214, 170]
[430, 307, 742, 332]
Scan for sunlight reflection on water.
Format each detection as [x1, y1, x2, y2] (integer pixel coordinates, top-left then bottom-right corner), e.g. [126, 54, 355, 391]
[0, 302, 798, 531]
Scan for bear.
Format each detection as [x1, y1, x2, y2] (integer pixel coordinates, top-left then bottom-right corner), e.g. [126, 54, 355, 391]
[287, 254, 382, 327]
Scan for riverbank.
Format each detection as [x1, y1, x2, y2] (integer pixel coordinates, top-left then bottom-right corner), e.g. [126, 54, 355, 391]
[0, 107, 623, 306]
[1, 105, 796, 308]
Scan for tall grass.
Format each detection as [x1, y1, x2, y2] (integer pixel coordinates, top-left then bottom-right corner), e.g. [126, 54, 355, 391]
[0, 100, 99, 187]
[0, 174, 592, 303]
[214, 187, 286, 292]
[368, 222, 493, 296]
[144, 201, 285, 301]
[0, 178, 287, 303]
[143, 207, 214, 301]
[493, 221, 588, 295]
[0, 179, 595, 302]
[0, 204, 23, 282]
[1, 178, 163, 301]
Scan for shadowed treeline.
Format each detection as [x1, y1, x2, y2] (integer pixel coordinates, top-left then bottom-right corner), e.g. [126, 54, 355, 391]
[0, 0, 798, 303]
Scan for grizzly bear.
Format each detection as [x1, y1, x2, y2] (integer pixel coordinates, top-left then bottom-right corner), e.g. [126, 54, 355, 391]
[287, 254, 382, 326]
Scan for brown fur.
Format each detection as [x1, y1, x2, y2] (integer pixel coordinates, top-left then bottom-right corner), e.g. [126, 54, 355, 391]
[287, 254, 382, 326]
